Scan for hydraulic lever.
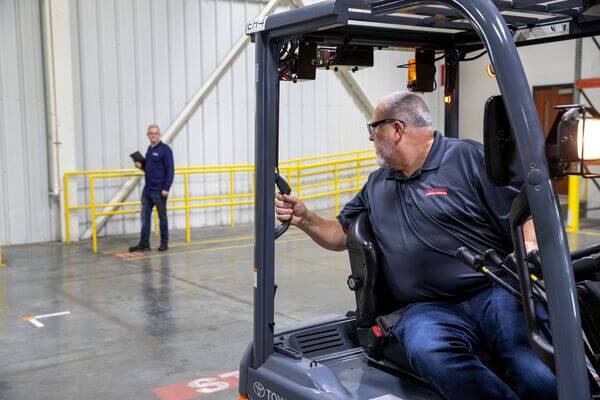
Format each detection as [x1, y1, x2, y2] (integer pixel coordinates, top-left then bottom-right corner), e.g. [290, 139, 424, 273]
[489, 250, 546, 293]
[456, 247, 521, 299]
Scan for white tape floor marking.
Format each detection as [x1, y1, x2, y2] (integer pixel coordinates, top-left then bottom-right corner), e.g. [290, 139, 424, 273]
[24, 311, 71, 328]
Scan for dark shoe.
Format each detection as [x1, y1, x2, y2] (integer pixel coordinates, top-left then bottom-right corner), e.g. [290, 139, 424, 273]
[129, 244, 151, 252]
[158, 243, 168, 252]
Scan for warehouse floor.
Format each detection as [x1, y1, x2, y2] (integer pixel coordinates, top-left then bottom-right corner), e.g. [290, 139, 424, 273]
[0, 215, 599, 400]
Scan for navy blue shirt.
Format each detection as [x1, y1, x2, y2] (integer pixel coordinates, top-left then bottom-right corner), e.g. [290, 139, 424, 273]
[143, 142, 174, 194]
[338, 131, 519, 304]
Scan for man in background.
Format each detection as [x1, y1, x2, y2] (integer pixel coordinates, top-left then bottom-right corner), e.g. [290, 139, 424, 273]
[129, 124, 174, 252]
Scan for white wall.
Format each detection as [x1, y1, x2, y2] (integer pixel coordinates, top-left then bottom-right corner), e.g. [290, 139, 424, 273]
[1, 0, 437, 245]
[68, 0, 445, 240]
[0, 0, 55, 246]
[459, 38, 600, 217]
[5, 0, 599, 245]
[459, 39, 600, 141]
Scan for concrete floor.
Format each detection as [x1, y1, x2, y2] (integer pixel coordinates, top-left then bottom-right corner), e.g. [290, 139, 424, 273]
[0, 214, 355, 400]
[0, 215, 599, 400]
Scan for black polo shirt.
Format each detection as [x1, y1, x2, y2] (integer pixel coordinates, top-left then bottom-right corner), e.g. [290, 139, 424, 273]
[338, 131, 519, 304]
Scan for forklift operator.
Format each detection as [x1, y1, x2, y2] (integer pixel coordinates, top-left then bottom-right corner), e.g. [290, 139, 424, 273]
[275, 91, 557, 400]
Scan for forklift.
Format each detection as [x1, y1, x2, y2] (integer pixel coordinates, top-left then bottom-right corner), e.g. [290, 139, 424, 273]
[240, 0, 600, 398]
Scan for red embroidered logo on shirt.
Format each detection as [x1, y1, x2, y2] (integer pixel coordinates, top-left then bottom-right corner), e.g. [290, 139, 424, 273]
[425, 187, 448, 197]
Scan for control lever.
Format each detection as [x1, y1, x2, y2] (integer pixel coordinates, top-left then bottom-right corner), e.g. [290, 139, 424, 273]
[274, 174, 292, 240]
[483, 249, 547, 303]
[482, 248, 504, 269]
[526, 250, 543, 276]
[484, 249, 520, 282]
[505, 250, 542, 276]
[503, 251, 546, 292]
[456, 247, 521, 300]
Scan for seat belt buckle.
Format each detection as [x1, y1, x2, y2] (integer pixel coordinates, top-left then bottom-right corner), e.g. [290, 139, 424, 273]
[371, 325, 384, 338]
[366, 324, 386, 358]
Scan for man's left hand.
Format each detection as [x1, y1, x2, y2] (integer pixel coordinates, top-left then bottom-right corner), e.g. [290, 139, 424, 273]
[161, 190, 169, 198]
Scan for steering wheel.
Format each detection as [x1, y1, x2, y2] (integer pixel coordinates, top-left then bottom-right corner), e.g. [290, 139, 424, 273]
[274, 174, 292, 240]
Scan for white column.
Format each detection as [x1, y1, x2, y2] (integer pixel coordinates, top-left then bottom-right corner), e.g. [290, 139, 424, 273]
[42, 0, 79, 242]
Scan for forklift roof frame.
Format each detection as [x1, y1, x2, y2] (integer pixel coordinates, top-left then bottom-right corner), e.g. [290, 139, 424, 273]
[248, 1, 600, 398]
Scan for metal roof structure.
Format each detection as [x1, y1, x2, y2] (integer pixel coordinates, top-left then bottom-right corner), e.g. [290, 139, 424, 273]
[248, 0, 600, 50]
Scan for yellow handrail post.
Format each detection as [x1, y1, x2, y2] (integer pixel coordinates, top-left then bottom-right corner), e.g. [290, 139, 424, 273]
[0, 246, 4, 267]
[90, 176, 98, 254]
[334, 163, 340, 214]
[229, 170, 235, 227]
[567, 175, 581, 232]
[184, 172, 191, 243]
[64, 173, 71, 244]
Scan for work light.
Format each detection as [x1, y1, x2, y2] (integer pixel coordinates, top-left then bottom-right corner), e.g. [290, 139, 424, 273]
[546, 104, 600, 178]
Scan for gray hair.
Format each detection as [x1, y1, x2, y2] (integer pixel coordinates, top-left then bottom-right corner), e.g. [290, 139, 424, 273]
[381, 91, 432, 128]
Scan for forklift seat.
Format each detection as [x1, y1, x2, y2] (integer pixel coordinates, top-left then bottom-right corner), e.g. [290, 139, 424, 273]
[346, 213, 398, 328]
[346, 212, 499, 377]
[345, 212, 417, 374]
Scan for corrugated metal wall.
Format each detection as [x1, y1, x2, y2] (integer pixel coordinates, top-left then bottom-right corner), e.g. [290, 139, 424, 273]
[3, 0, 600, 245]
[0, 0, 55, 245]
[0, 0, 443, 244]
[69, 0, 441, 239]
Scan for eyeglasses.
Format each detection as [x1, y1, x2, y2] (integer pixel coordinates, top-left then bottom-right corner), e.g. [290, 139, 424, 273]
[366, 118, 404, 137]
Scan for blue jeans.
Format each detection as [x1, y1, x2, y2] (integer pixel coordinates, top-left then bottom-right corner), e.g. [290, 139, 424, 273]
[140, 191, 168, 246]
[393, 285, 557, 400]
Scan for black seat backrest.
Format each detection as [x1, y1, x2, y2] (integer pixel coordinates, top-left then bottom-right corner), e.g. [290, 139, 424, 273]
[483, 95, 523, 187]
[346, 213, 399, 328]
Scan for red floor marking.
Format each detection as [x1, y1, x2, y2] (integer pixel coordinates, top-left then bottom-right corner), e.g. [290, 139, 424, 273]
[152, 370, 239, 400]
[113, 251, 145, 259]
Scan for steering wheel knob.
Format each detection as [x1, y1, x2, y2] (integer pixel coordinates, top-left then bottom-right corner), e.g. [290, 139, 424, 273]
[275, 174, 292, 240]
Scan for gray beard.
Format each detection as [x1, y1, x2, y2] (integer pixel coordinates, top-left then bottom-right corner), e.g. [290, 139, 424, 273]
[375, 142, 393, 167]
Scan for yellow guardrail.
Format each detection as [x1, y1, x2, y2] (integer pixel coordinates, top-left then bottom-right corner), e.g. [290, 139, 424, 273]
[0, 246, 4, 267]
[64, 149, 377, 253]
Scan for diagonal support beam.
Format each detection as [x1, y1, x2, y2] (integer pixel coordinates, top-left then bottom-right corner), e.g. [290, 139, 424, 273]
[83, 0, 374, 239]
[335, 69, 374, 119]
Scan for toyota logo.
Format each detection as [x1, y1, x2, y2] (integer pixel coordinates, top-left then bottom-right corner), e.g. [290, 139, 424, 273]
[253, 382, 266, 398]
